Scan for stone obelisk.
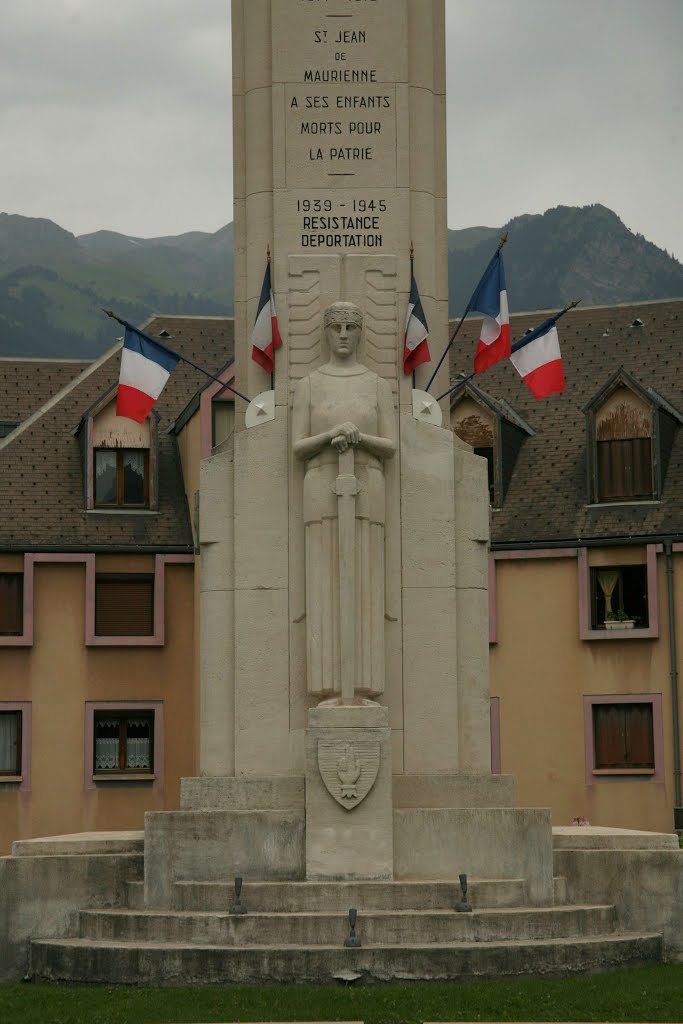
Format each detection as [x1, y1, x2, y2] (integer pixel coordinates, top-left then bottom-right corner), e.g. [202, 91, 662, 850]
[145, 0, 553, 903]
[192, 0, 496, 882]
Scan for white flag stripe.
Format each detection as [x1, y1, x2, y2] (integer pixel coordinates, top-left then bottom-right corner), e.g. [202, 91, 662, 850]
[406, 314, 427, 350]
[251, 303, 273, 352]
[404, 301, 416, 330]
[480, 290, 509, 345]
[510, 325, 561, 377]
[119, 347, 171, 399]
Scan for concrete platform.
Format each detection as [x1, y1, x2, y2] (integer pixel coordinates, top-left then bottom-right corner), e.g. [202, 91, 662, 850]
[552, 826, 680, 850]
[30, 932, 662, 985]
[76, 904, 617, 945]
[11, 832, 144, 857]
[165, 878, 530, 912]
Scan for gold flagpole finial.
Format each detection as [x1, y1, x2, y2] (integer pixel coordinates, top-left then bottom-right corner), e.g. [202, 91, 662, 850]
[498, 232, 509, 252]
[570, 298, 581, 309]
[410, 240, 415, 262]
[267, 245, 271, 264]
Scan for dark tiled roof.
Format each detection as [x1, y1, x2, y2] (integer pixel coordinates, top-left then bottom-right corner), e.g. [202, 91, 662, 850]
[0, 358, 91, 425]
[0, 317, 233, 552]
[450, 299, 683, 546]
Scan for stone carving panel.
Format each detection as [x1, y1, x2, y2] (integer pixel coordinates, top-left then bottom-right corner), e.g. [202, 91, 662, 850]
[346, 255, 399, 389]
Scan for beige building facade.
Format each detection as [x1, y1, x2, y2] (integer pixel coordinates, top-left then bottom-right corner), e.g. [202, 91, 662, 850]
[0, 322, 233, 855]
[452, 299, 683, 837]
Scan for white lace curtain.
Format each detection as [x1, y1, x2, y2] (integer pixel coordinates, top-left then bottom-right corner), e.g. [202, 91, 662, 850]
[597, 570, 620, 617]
[0, 713, 18, 773]
[95, 719, 119, 770]
[94, 717, 151, 771]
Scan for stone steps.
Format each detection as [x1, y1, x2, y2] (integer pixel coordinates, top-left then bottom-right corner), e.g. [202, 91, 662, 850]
[167, 878, 529, 912]
[30, 932, 663, 985]
[77, 904, 616, 946]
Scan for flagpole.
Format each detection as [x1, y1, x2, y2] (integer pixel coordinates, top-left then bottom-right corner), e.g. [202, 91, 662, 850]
[103, 309, 252, 404]
[437, 298, 581, 403]
[410, 241, 416, 389]
[436, 372, 476, 404]
[267, 245, 274, 392]
[425, 232, 508, 395]
[510, 299, 581, 353]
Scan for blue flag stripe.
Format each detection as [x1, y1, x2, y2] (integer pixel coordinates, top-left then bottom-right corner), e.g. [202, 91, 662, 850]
[468, 251, 506, 318]
[123, 327, 180, 374]
[511, 315, 559, 354]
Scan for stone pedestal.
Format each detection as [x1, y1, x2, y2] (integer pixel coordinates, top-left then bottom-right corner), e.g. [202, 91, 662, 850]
[305, 705, 393, 880]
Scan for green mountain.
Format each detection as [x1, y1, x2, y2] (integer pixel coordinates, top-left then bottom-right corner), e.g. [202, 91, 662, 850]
[1, 206, 681, 359]
[448, 204, 683, 313]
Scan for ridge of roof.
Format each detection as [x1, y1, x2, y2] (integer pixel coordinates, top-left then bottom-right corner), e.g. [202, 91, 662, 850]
[495, 397, 535, 436]
[647, 387, 683, 425]
[0, 356, 92, 364]
[454, 296, 683, 323]
[140, 314, 233, 327]
[0, 341, 122, 453]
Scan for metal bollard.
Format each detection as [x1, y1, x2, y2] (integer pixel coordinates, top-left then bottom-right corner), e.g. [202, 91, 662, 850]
[343, 907, 362, 947]
[454, 872, 473, 913]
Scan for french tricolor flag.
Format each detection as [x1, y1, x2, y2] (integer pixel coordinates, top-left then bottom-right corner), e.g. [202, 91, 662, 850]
[470, 251, 511, 373]
[251, 261, 283, 374]
[403, 273, 431, 375]
[117, 326, 180, 423]
[510, 315, 566, 399]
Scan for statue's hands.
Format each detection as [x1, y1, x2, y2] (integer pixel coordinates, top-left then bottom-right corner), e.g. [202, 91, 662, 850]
[330, 422, 360, 452]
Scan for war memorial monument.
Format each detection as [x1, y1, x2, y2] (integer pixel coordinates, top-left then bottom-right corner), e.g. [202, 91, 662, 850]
[1, 0, 682, 985]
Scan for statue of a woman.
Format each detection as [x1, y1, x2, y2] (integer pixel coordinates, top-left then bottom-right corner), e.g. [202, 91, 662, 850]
[292, 302, 396, 701]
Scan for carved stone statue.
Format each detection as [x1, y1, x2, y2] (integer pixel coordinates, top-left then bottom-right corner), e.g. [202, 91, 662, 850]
[292, 301, 396, 702]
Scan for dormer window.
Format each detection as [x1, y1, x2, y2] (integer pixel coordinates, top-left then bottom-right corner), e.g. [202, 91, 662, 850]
[584, 370, 683, 505]
[595, 385, 653, 500]
[77, 391, 158, 512]
[451, 383, 533, 508]
[95, 449, 149, 508]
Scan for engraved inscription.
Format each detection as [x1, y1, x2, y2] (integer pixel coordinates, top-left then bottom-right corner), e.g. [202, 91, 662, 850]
[279, 0, 399, 250]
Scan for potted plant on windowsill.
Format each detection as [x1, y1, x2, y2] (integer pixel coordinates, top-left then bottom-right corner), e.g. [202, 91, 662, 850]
[604, 609, 635, 630]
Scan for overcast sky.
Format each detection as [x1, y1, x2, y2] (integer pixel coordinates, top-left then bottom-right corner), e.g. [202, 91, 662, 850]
[1, 0, 681, 257]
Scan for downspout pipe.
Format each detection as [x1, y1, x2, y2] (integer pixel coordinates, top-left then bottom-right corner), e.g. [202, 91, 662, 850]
[664, 542, 682, 826]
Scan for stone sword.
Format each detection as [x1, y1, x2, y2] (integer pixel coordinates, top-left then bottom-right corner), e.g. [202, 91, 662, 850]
[334, 446, 360, 704]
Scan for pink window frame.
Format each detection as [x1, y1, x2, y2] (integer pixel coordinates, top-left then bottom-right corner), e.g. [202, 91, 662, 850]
[490, 696, 501, 774]
[583, 693, 664, 784]
[578, 545, 659, 640]
[0, 553, 193, 647]
[0, 701, 32, 790]
[84, 700, 163, 791]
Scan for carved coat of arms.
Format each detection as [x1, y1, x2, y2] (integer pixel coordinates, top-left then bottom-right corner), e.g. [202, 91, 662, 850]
[317, 740, 380, 810]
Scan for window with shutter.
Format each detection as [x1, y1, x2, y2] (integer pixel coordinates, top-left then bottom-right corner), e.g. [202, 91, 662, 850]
[592, 703, 654, 771]
[597, 438, 653, 500]
[95, 575, 154, 636]
[0, 711, 21, 776]
[0, 574, 23, 635]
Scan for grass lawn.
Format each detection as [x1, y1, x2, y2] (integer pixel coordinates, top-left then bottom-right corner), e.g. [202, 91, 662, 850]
[1, 965, 682, 1024]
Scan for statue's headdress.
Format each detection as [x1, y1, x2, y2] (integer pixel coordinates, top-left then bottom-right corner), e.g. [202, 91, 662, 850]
[323, 302, 363, 329]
